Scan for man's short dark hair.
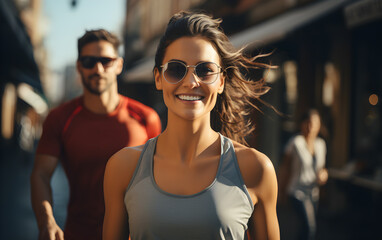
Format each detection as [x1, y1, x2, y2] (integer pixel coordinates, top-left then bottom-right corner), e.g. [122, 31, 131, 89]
[77, 29, 120, 58]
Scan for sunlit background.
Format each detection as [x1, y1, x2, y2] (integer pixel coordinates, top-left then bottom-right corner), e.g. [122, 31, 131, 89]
[1, 0, 381, 239]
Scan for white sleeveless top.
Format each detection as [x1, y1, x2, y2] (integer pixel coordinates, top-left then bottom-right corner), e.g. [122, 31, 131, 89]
[284, 134, 326, 197]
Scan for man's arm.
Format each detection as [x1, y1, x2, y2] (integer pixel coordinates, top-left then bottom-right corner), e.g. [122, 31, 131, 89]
[30, 154, 64, 240]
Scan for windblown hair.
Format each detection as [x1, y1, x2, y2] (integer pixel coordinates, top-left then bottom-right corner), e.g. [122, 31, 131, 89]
[77, 29, 120, 57]
[154, 11, 274, 146]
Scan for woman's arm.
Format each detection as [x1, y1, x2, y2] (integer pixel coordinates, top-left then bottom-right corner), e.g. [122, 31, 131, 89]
[236, 146, 280, 240]
[103, 147, 142, 240]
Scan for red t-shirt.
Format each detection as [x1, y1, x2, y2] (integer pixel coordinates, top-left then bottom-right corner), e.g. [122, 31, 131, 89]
[36, 95, 161, 240]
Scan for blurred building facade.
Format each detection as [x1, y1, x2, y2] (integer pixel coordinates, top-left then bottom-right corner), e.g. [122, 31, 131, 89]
[0, 0, 48, 158]
[122, 0, 382, 238]
[0, 0, 50, 238]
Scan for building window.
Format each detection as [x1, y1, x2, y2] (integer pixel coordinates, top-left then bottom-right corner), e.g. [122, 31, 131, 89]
[283, 60, 298, 104]
[322, 62, 339, 107]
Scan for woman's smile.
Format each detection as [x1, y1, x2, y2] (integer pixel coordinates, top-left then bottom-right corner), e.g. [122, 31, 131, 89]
[176, 94, 204, 101]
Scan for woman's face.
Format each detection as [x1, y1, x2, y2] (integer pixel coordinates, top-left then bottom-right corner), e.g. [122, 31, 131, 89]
[302, 113, 321, 137]
[155, 36, 225, 121]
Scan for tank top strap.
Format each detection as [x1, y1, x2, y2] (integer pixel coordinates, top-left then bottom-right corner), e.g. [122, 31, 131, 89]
[126, 136, 158, 192]
[218, 134, 254, 209]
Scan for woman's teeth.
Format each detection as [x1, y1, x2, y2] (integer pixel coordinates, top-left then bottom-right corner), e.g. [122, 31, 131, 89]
[178, 95, 202, 101]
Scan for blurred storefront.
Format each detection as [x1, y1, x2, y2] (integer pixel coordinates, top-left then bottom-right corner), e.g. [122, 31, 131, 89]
[0, 0, 48, 159]
[0, 0, 49, 238]
[122, 0, 382, 238]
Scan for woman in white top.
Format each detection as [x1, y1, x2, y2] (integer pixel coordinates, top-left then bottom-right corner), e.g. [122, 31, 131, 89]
[278, 109, 328, 240]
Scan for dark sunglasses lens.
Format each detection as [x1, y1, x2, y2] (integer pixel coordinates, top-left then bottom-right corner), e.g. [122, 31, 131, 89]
[80, 57, 115, 69]
[99, 57, 114, 66]
[80, 57, 97, 69]
[164, 62, 186, 83]
[195, 62, 219, 83]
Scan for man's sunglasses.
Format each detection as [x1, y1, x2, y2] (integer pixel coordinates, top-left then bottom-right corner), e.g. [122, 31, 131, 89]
[160, 61, 224, 84]
[79, 56, 117, 69]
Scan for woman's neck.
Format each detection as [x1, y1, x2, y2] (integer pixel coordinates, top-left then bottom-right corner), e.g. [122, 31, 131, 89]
[303, 132, 317, 142]
[303, 133, 317, 154]
[158, 115, 220, 165]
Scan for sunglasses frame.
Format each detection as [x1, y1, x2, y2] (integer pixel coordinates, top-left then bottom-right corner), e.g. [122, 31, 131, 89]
[160, 60, 224, 85]
[79, 56, 118, 69]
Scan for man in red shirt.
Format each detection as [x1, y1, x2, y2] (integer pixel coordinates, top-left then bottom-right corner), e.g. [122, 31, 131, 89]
[30, 29, 161, 240]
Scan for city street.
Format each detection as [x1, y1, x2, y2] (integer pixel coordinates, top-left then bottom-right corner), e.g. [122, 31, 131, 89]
[1, 0, 381, 239]
[0, 148, 68, 240]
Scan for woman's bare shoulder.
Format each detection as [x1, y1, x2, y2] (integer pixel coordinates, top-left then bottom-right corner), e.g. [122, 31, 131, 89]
[104, 145, 145, 187]
[108, 145, 144, 166]
[231, 141, 273, 171]
[231, 140, 277, 195]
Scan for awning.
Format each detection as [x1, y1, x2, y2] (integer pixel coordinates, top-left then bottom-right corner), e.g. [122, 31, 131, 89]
[230, 0, 352, 49]
[124, 0, 353, 83]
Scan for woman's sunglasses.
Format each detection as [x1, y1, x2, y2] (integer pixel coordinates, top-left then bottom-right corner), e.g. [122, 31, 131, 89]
[160, 61, 224, 84]
[79, 56, 117, 69]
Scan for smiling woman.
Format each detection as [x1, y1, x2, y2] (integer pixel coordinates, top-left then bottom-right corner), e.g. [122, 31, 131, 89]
[103, 11, 280, 240]
[154, 36, 224, 122]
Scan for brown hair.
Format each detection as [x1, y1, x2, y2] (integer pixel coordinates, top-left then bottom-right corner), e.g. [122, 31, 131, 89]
[77, 29, 120, 57]
[154, 11, 274, 145]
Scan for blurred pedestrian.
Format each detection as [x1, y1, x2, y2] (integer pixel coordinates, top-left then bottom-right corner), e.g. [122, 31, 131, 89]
[278, 109, 328, 240]
[103, 11, 280, 240]
[30, 29, 162, 240]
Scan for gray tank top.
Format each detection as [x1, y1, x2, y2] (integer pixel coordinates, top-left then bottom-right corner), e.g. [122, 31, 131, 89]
[124, 134, 254, 240]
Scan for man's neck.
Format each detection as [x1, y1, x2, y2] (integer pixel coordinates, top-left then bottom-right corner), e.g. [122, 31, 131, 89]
[83, 90, 120, 114]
